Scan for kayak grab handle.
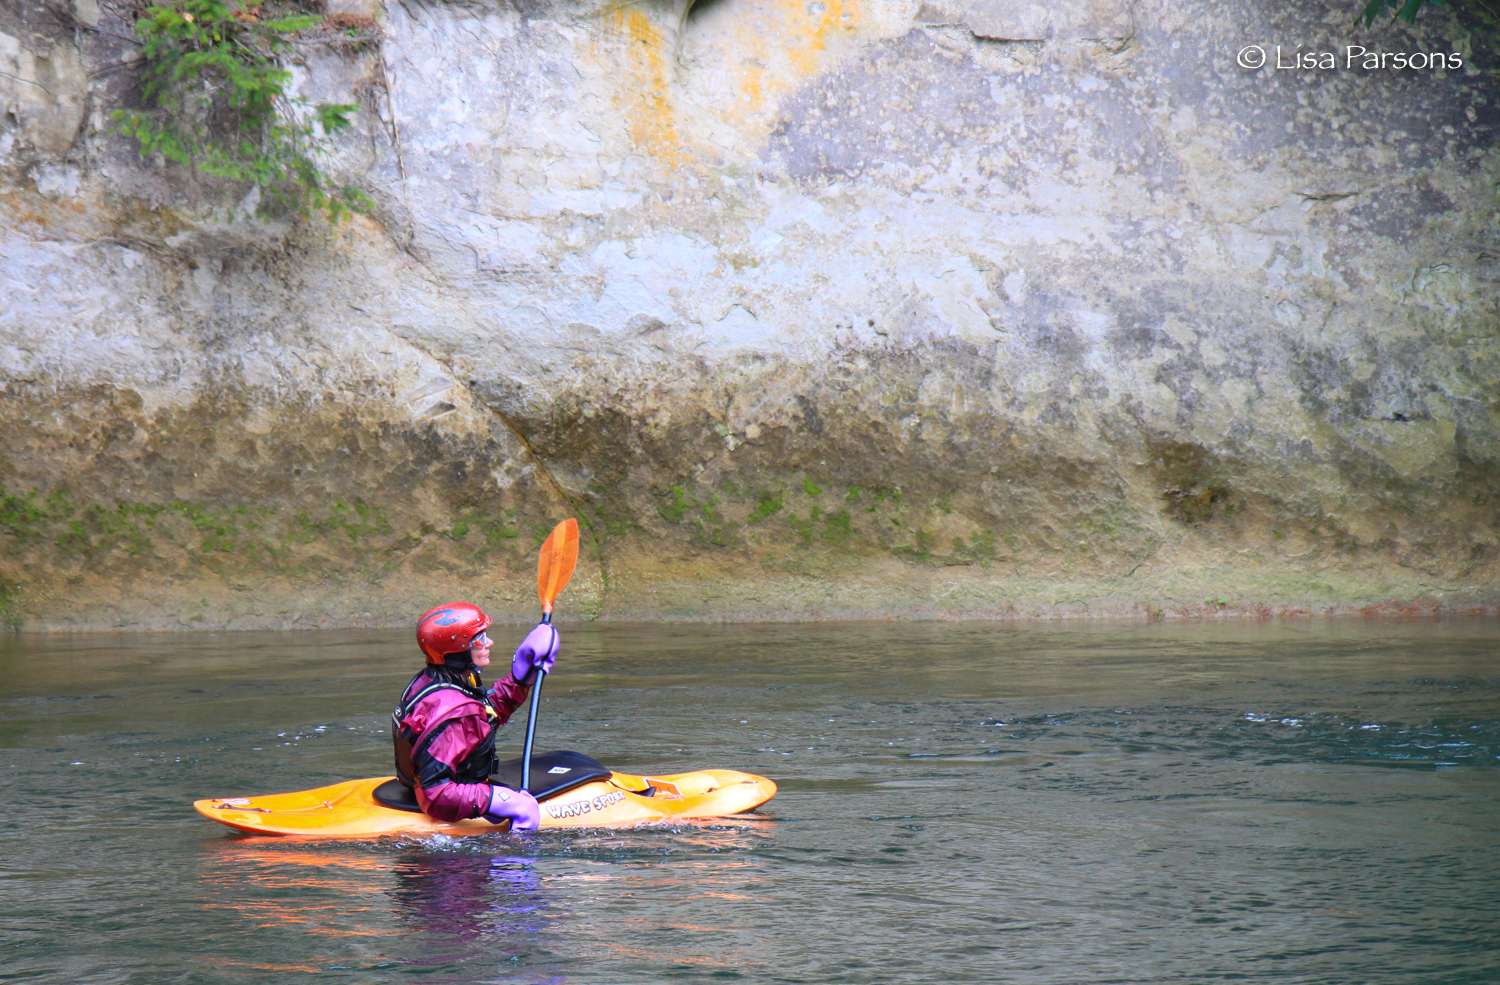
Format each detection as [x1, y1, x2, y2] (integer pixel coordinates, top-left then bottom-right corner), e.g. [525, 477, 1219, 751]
[642, 778, 683, 799]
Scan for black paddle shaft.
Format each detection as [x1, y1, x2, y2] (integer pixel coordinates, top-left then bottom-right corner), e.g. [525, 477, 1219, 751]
[519, 669, 546, 791]
[519, 611, 552, 792]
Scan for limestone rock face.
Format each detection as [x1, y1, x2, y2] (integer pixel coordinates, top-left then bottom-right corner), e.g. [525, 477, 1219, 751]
[961, 0, 1133, 42]
[0, 0, 1496, 630]
[0, 6, 88, 165]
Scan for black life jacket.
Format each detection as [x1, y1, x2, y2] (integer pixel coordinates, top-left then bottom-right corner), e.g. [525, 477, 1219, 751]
[391, 670, 499, 790]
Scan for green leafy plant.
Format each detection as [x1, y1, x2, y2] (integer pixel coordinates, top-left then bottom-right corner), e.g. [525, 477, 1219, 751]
[112, 0, 372, 220]
[1358, 0, 1500, 28]
[1356, 0, 1451, 24]
[0, 582, 20, 631]
[747, 489, 784, 524]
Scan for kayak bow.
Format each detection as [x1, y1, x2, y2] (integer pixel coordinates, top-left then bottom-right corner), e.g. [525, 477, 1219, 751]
[194, 762, 776, 837]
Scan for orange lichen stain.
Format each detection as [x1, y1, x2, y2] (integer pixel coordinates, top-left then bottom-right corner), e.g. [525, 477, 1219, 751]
[0, 188, 89, 228]
[612, 5, 686, 167]
[702, 0, 863, 136]
[589, 0, 871, 169]
[786, 0, 853, 76]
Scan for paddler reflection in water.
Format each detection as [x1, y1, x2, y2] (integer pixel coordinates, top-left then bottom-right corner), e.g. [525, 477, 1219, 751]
[392, 602, 559, 831]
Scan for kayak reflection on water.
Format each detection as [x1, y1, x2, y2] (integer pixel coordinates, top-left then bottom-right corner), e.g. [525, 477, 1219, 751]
[195, 841, 562, 978]
[388, 852, 550, 947]
[388, 852, 562, 980]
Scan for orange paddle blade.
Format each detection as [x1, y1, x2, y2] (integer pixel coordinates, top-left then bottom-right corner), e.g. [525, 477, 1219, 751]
[536, 518, 580, 614]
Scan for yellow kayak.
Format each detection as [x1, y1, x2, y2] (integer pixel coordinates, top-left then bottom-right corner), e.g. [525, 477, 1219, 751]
[194, 751, 776, 837]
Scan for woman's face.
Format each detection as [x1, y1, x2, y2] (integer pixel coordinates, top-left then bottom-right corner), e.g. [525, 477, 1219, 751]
[469, 632, 492, 669]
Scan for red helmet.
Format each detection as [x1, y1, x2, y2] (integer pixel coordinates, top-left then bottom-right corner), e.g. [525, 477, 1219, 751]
[416, 602, 492, 665]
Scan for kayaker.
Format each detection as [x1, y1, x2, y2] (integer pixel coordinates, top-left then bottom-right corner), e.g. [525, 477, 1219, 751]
[392, 602, 560, 831]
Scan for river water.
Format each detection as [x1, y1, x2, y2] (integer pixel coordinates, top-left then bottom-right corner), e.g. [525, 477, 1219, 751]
[2, 619, 1497, 984]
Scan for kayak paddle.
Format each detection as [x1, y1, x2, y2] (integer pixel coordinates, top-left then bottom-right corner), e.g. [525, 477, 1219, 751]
[520, 517, 579, 792]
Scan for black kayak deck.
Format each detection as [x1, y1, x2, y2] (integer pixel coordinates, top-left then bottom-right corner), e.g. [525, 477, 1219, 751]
[372, 750, 612, 813]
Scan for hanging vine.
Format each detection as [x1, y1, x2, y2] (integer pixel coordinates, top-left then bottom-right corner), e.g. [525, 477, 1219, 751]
[112, 0, 377, 221]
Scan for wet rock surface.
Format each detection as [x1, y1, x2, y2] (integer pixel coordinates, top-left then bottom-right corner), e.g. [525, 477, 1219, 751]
[1, 0, 1496, 630]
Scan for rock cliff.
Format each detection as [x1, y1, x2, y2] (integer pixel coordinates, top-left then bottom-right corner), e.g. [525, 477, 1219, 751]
[1, 0, 1496, 630]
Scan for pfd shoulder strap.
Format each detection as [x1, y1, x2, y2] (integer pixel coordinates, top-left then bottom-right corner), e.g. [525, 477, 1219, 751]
[391, 677, 497, 790]
[392, 680, 483, 726]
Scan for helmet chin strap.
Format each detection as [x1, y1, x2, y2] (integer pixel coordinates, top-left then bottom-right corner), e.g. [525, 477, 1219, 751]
[427, 655, 484, 693]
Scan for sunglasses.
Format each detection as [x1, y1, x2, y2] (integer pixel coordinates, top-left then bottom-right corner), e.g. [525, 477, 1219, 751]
[470, 632, 491, 648]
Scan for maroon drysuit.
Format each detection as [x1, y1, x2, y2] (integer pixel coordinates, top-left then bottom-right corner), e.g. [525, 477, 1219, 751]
[394, 669, 531, 822]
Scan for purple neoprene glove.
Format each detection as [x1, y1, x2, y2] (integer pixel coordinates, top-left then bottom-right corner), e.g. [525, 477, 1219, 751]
[512, 622, 560, 682]
[483, 785, 541, 831]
